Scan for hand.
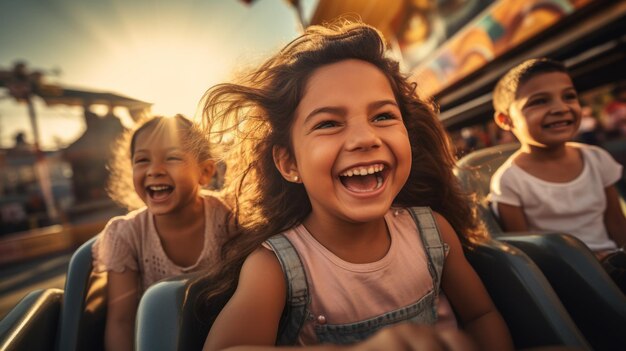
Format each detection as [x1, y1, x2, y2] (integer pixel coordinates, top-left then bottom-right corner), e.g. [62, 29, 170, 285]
[347, 323, 477, 351]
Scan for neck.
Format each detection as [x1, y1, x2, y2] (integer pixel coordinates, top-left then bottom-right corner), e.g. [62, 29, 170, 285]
[521, 142, 568, 160]
[153, 196, 204, 234]
[302, 212, 389, 263]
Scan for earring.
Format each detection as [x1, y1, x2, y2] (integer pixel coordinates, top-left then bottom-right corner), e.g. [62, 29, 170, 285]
[293, 175, 299, 183]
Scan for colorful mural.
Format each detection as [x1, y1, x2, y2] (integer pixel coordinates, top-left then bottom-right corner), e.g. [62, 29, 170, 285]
[408, 0, 594, 98]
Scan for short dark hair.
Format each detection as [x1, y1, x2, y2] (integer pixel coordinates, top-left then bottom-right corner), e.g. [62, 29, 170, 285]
[493, 58, 569, 115]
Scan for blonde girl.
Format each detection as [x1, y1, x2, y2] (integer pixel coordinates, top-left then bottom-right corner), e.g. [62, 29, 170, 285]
[93, 115, 230, 351]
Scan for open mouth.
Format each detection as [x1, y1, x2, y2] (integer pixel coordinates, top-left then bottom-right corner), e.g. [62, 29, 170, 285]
[146, 184, 174, 200]
[543, 120, 574, 129]
[339, 164, 386, 193]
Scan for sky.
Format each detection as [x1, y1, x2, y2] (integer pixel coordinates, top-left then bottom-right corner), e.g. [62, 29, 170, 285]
[0, 0, 316, 150]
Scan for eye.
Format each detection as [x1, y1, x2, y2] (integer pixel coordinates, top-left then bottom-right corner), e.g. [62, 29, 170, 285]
[133, 157, 148, 164]
[563, 92, 578, 101]
[166, 155, 184, 162]
[373, 112, 397, 122]
[313, 120, 338, 130]
[526, 97, 548, 107]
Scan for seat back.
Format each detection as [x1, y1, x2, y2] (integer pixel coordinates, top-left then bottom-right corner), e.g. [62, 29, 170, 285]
[500, 233, 626, 350]
[56, 236, 107, 351]
[464, 239, 590, 350]
[0, 288, 63, 351]
[135, 271, 228, 351]
[455, 142, 520, 236]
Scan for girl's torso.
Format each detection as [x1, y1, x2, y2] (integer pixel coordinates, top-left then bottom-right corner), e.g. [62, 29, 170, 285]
[93, 194, 230, 293]
[265, 207, 456, 345]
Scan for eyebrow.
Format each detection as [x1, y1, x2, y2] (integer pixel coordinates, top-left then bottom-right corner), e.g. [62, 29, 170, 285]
[133, 147, 182, 155]
[526, 86, 577, 98]
[304, 99, 398, 124]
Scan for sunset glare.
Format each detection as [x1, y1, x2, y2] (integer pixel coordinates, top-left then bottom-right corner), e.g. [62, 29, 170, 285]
[0, 0, 309, 150]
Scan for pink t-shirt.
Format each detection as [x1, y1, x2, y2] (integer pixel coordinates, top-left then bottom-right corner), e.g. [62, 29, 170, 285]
[266, 208, 457, 344]
[92, 194, 230, 293]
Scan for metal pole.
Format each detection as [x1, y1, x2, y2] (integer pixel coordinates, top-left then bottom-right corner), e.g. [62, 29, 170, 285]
[26, 97, 59, 221]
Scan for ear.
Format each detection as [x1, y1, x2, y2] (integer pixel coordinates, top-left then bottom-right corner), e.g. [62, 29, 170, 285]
[198, 159, 216, 187]
[272, 145, 300, 183]
[494, 112, 514, 131]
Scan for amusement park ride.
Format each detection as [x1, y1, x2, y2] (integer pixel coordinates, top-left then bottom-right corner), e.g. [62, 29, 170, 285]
[0, 62, 151, 262]
[0, 0, 625, 350]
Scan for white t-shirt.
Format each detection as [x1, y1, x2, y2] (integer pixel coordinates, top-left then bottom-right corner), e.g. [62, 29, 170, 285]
[489, 143, 623, 251]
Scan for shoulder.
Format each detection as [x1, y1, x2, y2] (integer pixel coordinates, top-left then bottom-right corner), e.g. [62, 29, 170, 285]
[237, 247, 286, 302]
[491, 153, 520, 185]
[201, 193, 231, 216]
[99, 207, 148, 238]
[404, 208, 459, 248]
[572, 142, 618, 164]
[243, 247, 284, 276]
[201, 193, 233, 232]
[431, 212, 458, 245]
[93, 209, 148, 272]
[572, 143, 623, 186]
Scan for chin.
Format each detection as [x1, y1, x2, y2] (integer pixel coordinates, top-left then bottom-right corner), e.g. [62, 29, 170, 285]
[343, 204, 391, 223]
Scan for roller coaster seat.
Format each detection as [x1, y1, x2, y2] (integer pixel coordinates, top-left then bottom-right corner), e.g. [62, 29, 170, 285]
[0, 235, 106, 351]
[0, 288, 63, 351]
[56, 235, 108, 351]
[135, 271, 227, 351]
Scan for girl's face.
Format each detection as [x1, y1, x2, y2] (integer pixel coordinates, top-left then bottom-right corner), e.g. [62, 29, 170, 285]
[275, 59, 411, 225]
[131, 125, 214, 216]
[506, 72, 581, 148]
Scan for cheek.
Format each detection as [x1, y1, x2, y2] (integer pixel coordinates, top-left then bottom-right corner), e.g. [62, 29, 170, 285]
[296, 139, 335, 171]
[132, 168, 144, 186]
[397, 142, 412, 178]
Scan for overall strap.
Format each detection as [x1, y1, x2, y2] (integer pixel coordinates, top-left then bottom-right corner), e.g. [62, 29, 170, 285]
[265, 234, 309, 345]
[407, 207, 447, 294]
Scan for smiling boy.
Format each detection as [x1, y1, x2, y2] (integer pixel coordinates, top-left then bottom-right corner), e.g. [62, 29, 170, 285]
[488, 59, 626, 287]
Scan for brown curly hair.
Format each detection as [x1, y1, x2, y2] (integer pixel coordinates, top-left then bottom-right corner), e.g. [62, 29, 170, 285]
[196, 21, 484, 318]
[106, 114, 213, 210]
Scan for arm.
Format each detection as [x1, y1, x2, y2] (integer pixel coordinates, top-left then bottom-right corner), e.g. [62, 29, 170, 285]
[435, 212, 514, 351]
[497, 202, 529, 232]
[105, 270, 139, 351]
[204, 247, 291, 351]
[604, 185, 626, 248]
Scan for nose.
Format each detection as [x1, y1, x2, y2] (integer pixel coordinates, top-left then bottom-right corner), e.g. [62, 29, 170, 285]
[345, 119, 382, 151]
[147, 161, 166, 177]
[550, 98, 570, 114]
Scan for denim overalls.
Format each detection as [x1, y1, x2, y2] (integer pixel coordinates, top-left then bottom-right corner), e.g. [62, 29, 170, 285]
[265, 207, 447, 345]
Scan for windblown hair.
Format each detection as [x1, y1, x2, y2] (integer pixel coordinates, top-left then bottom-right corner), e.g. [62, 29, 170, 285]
[107, 114, 212, 210]
[493, 58, 569, 115]
[196, 21, 484, 318]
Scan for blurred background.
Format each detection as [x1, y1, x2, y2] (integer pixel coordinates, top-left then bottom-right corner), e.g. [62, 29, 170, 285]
[1, 0, 625, 318]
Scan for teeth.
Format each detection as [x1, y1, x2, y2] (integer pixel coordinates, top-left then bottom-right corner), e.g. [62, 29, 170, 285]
[148, 185, 170, 191]
[545, 121, 571, 128]
[340, 164, 385, 177]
